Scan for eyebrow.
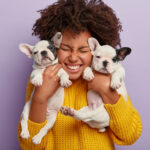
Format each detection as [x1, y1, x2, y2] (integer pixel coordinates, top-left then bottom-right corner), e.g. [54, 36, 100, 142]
[78, 46, 89, 50]
[61, 43, 73, 49]
[61, 43, 89, 50]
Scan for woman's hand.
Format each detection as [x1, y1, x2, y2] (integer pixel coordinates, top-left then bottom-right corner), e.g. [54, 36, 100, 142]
[88, 71, 120, 104]
[33, 64, 62, 102]
[29, 64, 62, 123]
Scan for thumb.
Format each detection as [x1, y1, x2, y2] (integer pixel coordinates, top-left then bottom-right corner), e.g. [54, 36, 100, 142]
[87, 82, 92, 90]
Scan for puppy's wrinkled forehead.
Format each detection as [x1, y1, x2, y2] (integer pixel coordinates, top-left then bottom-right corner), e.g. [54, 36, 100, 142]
[96, 45, 116, 58]
[33, 41, 49, 51]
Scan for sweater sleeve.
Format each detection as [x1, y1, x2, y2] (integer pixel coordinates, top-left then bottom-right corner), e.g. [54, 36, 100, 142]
[17, 77, 52, 150]
[104, 95, 142, 145]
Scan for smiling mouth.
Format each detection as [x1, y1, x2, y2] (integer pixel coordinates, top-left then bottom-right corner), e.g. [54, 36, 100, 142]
[65, 63, 82, 72]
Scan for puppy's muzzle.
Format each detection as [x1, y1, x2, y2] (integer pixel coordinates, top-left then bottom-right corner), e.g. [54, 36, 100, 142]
[103, 60, 108, 68]
[41, 51, 47, 57]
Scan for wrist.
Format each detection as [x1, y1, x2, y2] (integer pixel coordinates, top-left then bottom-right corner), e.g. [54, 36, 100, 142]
[100, 88, 120, 104]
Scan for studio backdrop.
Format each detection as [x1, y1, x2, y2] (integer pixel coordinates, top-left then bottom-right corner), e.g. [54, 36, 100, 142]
[0, 0, 149, 149]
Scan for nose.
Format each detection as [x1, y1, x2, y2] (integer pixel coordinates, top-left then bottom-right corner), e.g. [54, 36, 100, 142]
[68, 51, 79, 63]
[103, 60, 108, 67]
[41, 51, 47, 56]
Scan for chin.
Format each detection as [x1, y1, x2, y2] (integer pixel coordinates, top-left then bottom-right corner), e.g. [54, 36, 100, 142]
[69, 74, 82, 80]
[66, 71, 82, 80]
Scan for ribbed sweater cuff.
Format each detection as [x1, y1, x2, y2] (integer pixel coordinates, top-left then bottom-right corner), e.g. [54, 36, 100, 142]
[104, 95, 127, 119]
[27, 119, 47, 135]
[104, 95, 142, 145]
[18, 119, 49, 150]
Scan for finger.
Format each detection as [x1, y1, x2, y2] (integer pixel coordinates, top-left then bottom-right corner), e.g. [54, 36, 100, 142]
[50, 64, 62, 76]
[45, 64, 59, 71]
[87, 83, 92, 90]
[45, 64, 61, 74]
[53, 74, 60, 82]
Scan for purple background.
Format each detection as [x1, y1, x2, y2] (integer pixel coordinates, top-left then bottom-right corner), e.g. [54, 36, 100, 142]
[0, 0, 149, 149]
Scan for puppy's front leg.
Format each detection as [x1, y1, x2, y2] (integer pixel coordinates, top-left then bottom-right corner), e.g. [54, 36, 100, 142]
[83, 67, 94, 81]
[57, 68, 72, 87]
[111, 66, 125, 89]
[30, 68, 45, 86]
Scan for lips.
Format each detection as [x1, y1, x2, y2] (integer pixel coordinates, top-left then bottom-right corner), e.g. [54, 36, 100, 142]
[65, 63, 82, 73]
[67, 65, 80, 70]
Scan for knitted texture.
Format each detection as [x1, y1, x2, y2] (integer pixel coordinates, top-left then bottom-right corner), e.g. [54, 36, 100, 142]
[18, 78, 142, 150]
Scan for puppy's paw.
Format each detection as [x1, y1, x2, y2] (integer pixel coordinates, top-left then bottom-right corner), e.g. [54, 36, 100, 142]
[32, 134, 42, 145]
[111, 78, 121, 89]
[60, 78, 72, 88]
[83, 67, 94, 81]
[31, 75, 43, 86]
[21, 129, 30, 139]
[99, 128, 106, 132]
[60, 106, 74, 116]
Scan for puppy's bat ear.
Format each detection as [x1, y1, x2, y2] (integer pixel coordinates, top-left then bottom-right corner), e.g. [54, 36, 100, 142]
[52, 32, 63, 48]
[116, 47, 131, 61]
[88, 37, 101, 55]
[19, 43, 33, 58]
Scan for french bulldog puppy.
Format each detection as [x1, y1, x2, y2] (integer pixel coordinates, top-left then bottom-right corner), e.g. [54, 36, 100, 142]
[61, 37, 131, 132]
[19, 32, 72, 144]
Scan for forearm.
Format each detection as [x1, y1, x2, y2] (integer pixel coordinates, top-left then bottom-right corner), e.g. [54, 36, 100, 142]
[100, 88, 120, 104]
[29, 90, 48, 123]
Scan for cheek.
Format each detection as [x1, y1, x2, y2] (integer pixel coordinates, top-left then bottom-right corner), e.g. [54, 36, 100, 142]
[57, 50, 67, 63]
[81, 53, 92, 66]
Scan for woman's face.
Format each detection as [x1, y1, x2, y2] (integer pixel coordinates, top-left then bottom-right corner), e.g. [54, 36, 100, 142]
[57, 30, 92, 80]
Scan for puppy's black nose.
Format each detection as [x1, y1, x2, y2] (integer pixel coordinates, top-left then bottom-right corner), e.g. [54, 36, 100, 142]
[41, 51, 47, 56]
[103, 60, 108, 67]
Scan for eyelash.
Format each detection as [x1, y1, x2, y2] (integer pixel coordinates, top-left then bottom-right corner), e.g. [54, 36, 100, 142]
[61, 48, 70, 51]
[79, 50, 88, 53]
[61, 48, 88, 52]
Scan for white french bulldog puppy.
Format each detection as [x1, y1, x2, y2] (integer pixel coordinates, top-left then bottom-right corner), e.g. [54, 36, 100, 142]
[19, 32, 72, 144]
[61, 37, 131, 132]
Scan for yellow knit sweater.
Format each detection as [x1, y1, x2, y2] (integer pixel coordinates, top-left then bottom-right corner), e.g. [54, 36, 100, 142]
[18, 78, 142, 150]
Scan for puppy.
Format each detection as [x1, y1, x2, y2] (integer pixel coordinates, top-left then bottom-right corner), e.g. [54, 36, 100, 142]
[19, 32, 72, 144]
[61, 37, 131, 132]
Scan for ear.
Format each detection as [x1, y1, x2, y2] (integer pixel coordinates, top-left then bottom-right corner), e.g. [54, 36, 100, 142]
[19, 43, 33, 58]
[116, 47, 131, 61]
[88, 37, 101, 55]
[52, 32, 62, 48]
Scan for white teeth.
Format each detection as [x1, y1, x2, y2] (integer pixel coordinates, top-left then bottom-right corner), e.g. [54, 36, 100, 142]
[67, 65, 80, 70]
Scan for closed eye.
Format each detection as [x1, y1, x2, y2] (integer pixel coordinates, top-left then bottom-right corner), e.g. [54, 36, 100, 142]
[61, 48, 70, 51]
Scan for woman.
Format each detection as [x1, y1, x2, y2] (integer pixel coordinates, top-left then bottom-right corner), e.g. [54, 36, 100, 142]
[18, 0, 142, 149]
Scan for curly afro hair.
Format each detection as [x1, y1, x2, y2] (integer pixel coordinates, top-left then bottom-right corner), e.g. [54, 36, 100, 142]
[32, 0, 122, 47]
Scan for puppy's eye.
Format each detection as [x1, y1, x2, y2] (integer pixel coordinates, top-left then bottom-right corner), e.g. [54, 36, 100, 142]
[48, 45, 54, 50]
[96, 56, 101, 58]
[33, 51, 38, 55]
